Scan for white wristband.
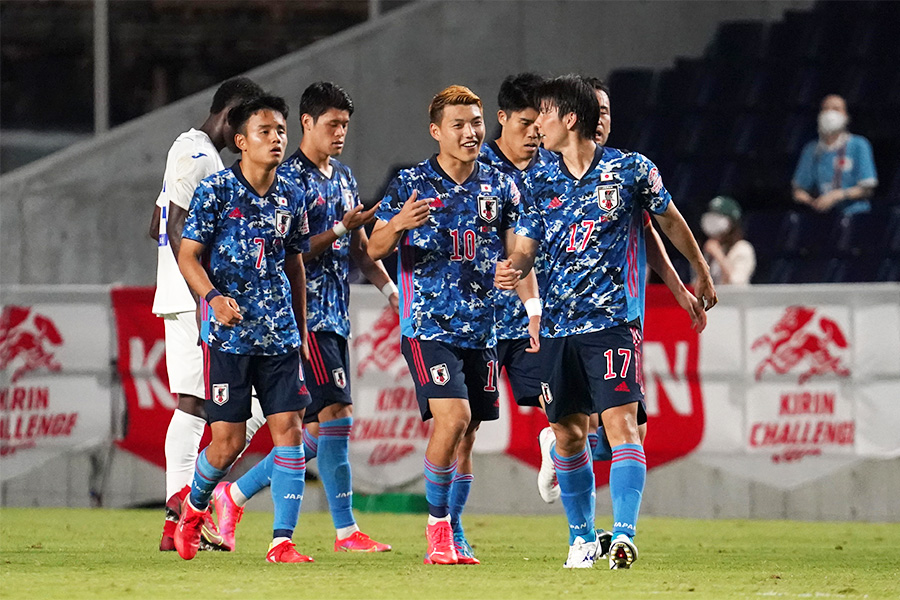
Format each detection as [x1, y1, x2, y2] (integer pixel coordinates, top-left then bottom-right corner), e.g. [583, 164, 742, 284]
[524, 297, 542, 318]
[381, 281, 399, 299]
[333, 222, 349, 237]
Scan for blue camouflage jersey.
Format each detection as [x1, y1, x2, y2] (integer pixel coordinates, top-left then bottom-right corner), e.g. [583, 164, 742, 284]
[184, 163, 312, 355]
[478, 141, 554, 340]
[376, 156, 520, 349]
[517, 145, 671, 338]
[279, 149, 358, 339]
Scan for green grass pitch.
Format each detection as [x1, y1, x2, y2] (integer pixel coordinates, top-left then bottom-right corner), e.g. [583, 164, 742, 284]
[1, 508, 898, 599]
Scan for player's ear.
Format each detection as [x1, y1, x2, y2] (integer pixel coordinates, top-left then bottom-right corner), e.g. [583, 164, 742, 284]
[429, 121, 441, 143]
[234, 131, 248, 152]
[497, 109, 507, 126]
[564, 112, 577, 132]
[301, 113, 314, 133]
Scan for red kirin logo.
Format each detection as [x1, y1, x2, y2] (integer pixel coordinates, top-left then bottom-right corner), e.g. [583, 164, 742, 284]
[353, 307, 406, 382]
[0, 306, 64, 383]
[752, 306, 851, 384]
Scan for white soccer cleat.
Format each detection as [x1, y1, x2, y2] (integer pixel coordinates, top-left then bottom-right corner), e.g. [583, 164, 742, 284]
[563, 535, 598, 569]
[537, 427, 560, 503]
[608, 534, 639, 569]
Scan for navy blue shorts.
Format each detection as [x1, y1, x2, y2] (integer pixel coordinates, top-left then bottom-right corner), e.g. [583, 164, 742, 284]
[496, 337, 543, 407]
[204, 346, 311, 423]
[538, 324, 646, 425]
[400, 336, 500, 422]
[302, 331, 352, 424]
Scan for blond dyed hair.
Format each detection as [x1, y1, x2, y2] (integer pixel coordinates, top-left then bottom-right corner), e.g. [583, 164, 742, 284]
[428, 85, 482, 124]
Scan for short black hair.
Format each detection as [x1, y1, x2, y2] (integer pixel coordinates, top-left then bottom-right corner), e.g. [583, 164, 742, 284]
[537, 75, 599, 140]
[227, 94, 289, 134]
[583, 76, 611, 102]
[498, 72, 544, 113]
[298, 81, 354, 122]
[209, 77, 264, 114]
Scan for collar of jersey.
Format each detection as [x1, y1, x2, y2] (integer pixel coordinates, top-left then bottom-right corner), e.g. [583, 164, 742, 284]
[557, 143, 604, 182]
[487, 139, 540, 173]
[428, 155, 481, 186]
[230, 162, 279, 198]
[287, 148, 335, 181]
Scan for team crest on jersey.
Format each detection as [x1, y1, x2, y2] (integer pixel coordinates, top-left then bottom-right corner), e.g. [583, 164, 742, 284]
[275, 210, 292, 237]
[212, 384, 229, 406]
[332, 367, 347, 389]
[596, 185, 621, 212]
[540, 382, 553, 405]
[478, 195, 499, 223]
[430, 363, 450, 386]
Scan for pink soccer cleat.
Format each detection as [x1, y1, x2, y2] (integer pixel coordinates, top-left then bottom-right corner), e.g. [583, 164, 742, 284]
[266, 539, 314, 563]
[423, 521, 458, 565]
[211, 482, 243, 551]
[334, 530, 392, 553]
[174, 497, 206, 560]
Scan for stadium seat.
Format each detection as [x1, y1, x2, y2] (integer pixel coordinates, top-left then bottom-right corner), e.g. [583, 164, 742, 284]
[707, 21, 766, 63]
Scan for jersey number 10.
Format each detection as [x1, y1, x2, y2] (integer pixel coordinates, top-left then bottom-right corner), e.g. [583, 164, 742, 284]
[449, 229, 477, 261]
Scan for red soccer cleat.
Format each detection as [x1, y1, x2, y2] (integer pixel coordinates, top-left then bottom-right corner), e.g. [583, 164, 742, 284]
[159, 486, 190, 551]
[211, 482, 243, 551]
[423, 521, 458, 565]
[334, 530, 392, 553]
[266, 539, 314, 563]
[173, 497, 206, 560]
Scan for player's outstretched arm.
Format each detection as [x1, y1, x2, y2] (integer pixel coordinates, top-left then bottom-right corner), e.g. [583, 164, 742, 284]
[654, 203, 717, 311]
[495, 233, 538, 290]
[350, 228, 399, 312]
[285, 253, 310, 361]
[367, 190, 430, 261]
[645, 219, 706, 332]
[178, 239, 242, 327]
[302, 203, 378, 263]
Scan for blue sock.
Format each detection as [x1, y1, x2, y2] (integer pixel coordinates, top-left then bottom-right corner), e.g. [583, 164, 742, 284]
[551, 445, 596, 545]
[609, 444, 646, 539]
[449, 473, 473, 536]
[589, 427, 613, 461]
[233, 449, 273, 500]
[318, 417, 355, 530]
[302, 428, 318, 461]
[189, 449, 228, 510]
[423, 457, 457, 518]
[270, 445, 306, 540]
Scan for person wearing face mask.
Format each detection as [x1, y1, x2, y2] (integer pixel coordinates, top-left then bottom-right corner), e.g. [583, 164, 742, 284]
[792, 94, 878, 215]
[698, 195, 756, 285]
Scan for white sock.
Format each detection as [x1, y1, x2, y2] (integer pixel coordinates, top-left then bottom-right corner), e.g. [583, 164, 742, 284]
[336, 524, 360, 539]
[270, 536, 291, 548]
[230, 482, 250, 507]
[164, 409, 206, 499]
[427, 515, 451, 526]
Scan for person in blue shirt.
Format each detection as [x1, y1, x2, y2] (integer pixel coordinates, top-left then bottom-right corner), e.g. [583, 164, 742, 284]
[497, 75, 715, 569]
[213, 82, 394, 554]
[793, 94, 878, 216]
[368, 85, 533, 566]
[176, 94, 315, 564]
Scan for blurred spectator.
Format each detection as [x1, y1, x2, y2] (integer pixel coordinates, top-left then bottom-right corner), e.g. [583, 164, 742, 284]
[698, 196, 756, 285]
[792, 94, 877, 215]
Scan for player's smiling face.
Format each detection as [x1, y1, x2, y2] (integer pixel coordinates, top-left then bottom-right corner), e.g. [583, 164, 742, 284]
[499, 108, 540, 163]
[594, 89, 611, 146]
[235, 109, 287, 169]
[536, 100, 568, 152]
[304, 107, 351, 157]
[431, 103, 485, 164]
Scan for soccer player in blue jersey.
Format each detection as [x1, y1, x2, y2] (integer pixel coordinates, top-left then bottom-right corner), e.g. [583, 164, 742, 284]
[212, 82, 394, 554]
[498, 75, 716, 569]
[368, 85, 529, 565]
[148, 77, 265, 552]
[175, 94, 315, 564]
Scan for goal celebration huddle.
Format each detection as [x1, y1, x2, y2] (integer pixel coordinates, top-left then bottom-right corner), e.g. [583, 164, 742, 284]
[151, 72, 715, 570]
